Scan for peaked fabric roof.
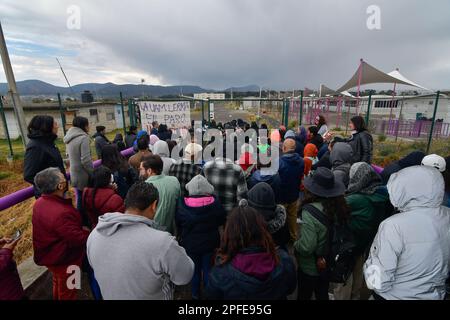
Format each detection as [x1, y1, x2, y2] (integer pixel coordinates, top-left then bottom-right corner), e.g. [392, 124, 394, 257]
[319, 84, 337, 97]
[387, 69, 430, 91]
[337, 60, 431, 93]
[318, 84, 356, 98]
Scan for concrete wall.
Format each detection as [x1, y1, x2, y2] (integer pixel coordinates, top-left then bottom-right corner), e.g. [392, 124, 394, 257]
[0, 103, 130, 139]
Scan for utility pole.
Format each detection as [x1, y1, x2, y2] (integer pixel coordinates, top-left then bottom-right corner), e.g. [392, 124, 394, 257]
[0, 21, 28, 148]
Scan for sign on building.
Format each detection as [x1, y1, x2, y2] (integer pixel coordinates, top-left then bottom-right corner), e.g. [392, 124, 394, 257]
[137, 101, 191, 131]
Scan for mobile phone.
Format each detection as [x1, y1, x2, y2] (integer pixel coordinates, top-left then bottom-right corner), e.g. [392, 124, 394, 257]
[9, 230, 22, 242]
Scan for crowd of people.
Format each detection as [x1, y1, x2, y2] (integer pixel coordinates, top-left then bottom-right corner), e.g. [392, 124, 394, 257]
[1, 113, 449, 301]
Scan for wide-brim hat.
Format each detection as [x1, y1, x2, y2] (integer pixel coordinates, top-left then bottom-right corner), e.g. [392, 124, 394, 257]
[304, 167, 346, 198]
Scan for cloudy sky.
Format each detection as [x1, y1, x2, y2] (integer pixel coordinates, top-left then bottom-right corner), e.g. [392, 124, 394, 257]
[0, 0, 449, 91]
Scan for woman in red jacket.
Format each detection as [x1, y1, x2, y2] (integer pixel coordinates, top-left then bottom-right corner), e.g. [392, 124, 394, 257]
[82, 166, 125, 228]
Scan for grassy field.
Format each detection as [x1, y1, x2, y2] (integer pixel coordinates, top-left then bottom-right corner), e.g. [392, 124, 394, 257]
[0, 126, 449, 264]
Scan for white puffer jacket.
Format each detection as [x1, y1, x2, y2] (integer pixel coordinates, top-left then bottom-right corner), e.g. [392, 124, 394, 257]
[364, 165, 450, 300]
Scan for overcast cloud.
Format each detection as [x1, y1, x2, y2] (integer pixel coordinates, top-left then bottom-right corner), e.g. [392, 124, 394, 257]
[0, 0, 449, 91]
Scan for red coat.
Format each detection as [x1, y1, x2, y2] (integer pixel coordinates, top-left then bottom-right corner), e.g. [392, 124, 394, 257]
[82, 188, 125, 228]
[32, 194, 89, 267]
[0, 249, 25, 300]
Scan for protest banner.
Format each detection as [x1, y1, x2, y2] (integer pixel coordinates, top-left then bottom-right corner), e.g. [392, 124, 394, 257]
[137, 100, 191, 131]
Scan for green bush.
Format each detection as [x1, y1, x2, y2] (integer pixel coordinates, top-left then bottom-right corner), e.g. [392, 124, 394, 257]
[378, 134, 387, 142]
[288, 120, 298, 130]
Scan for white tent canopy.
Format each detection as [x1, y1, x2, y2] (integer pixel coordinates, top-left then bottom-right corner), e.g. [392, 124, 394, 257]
[336, 60, 431, 93]
[319, 84, 356, 98]
[387, 69, 430, 91]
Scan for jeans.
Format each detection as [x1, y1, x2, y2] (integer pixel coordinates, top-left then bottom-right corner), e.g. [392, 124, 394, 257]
[190, 253, 213, 299]
[297, 269, 329, 300]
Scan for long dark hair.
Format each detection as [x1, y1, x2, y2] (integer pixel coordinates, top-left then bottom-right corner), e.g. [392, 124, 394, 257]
[73, 116, 89, 132]
[27, 115, 55, 137]
[316, 115, 327, 130]
[350, 116, 368, 132]
[302, 189, 351, 225]
[217, 206, 279, 265]
[101, 144, 128, 174]
[89, 166, 112, 219]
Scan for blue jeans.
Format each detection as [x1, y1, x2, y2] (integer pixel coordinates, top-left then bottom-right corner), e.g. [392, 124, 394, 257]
[190, 253, 212, 299]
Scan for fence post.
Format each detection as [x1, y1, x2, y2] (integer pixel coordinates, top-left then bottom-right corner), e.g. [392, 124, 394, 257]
[284, 99, 291, 128]
[365, 90, 373, 126]
[0, 96, 13, 159]
[128, 99, 132, 126]
[119, 92, 127, 137]
[207, 99, 211, 124]
[57, 93, 67, 135]
[426, 91, 440, 154]
[299, 90, 304, 126]
[201, 100, 205, 125]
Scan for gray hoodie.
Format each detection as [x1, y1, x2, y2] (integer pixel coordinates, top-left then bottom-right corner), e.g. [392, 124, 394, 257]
[63, 126, 93, 190]
[330, 142, 353, 188]
[153, 140, 175, 175]
[364, 166, 450, 300]
[87, 212, 194, 300]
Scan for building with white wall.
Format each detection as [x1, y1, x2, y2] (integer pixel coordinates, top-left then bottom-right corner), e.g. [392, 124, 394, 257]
[193, 93, 225, 100]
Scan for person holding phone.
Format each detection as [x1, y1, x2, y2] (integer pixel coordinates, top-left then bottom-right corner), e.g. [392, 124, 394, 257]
[0, 232, 25, 300]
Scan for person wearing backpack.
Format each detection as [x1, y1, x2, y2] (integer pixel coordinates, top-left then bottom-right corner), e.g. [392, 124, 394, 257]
[175, 175, 226, 299]
[333, 162, 391, 300]
[294, 167, 352, 300]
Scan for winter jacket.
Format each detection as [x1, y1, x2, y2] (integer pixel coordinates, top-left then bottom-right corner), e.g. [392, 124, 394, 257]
[347, 130, 373, 164]
[205, 247, 297, 300]
[64, 127, 94, 190]
[125, 133, 137, 148]
[248, 171, 282, 204]
[364, 166, 450, 300]
[157, 130, 172, 142]
[24, 132, 65, 196]
[330, 142, 353, 188]
[32, 194, 90, 267]
[278, 152, 304, 203]
[87, 213, 194, 300]
[176, 195, 226, 256]
[93, 133, 110, 159]
[153, 141, 176, 175]
[0, 249, 25, 300]
[380, 151, 425, 185]
[82, 187, 125, 228]
[265, 205, 290, 249]
[303, 144, 318, 177]
[346, 187, 390, 255]
[294, 202, 328, 276]
[129, 150, 152, 171]
[309, 134, 324, 150]
[312, 150, 332, 170]
[145, 175, 181, 235]
[112, 167, 138, 199]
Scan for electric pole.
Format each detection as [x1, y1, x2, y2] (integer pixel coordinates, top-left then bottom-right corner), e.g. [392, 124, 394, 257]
[0, 21, 28, 148]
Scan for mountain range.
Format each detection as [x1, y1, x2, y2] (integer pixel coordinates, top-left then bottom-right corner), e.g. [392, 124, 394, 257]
[0, 80, 260, 98]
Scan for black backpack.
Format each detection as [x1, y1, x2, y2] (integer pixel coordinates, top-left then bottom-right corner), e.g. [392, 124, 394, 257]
[302, 203, 356, 284]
